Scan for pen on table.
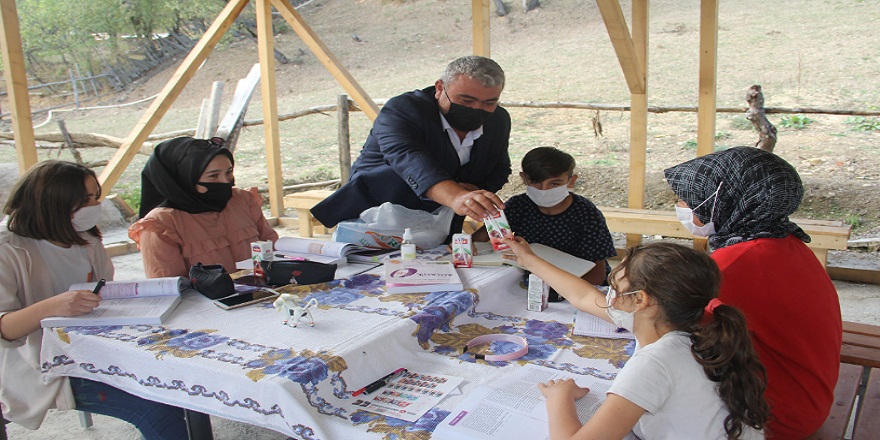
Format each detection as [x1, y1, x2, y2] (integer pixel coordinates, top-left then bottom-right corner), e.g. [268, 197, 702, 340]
[274, 253, 306, 261]
[92, 279, 106, 295]
[352, 368, 407, 396]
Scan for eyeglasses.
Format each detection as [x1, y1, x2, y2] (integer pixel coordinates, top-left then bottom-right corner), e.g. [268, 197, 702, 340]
[606, 286, 639, 307]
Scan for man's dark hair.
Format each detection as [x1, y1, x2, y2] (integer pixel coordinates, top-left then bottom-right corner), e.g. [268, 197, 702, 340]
[4, 160, 101, 246]
[521, 146, 576, 182]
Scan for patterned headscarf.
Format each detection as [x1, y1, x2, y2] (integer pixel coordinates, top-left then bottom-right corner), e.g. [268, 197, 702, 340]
[663, 146, 810, 249]
[139, 137, 234, 218]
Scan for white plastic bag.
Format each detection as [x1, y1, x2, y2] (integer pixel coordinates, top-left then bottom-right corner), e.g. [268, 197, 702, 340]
[333, 203, 454, 249]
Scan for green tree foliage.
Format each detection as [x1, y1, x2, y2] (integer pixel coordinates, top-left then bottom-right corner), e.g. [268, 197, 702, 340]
[11, 0, 225, 79]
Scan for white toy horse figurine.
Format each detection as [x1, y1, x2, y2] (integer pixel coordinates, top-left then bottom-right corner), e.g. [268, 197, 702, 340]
[272, 294, 318, 327]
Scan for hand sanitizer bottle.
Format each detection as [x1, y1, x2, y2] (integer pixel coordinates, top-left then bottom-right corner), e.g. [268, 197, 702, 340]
[401, 228, 416, 260]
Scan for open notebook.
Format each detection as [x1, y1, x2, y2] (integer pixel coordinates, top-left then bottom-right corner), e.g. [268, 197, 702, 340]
[467, 242, 595, 277]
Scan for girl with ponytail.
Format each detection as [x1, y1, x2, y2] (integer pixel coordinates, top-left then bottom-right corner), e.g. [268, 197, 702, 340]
[503, 238, 770, 440]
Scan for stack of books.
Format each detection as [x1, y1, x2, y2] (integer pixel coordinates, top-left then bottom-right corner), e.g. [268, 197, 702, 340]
[383, 259, 464, 294]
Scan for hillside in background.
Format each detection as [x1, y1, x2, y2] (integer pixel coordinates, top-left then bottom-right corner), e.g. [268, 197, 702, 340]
[12, 0, 880, 238]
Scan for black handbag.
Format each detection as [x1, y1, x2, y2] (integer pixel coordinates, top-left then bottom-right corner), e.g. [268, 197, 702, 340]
[189, 262, 235, 299]
[260, 260, 337, 286]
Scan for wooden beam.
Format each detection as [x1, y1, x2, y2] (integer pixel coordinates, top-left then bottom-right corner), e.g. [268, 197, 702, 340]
[256, 0, 285, 218]
[625, 0, 648, 248]
[0, 0, 36, 172]
[696, 0, 719, 157]
[472, 0, 491, 57]
[596, 0, 646, 95]
[98, 0, 250, 194]
[271, 0, 380, 121]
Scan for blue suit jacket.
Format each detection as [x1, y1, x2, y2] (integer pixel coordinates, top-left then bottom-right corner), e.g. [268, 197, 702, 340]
[311, 86, 512, 228]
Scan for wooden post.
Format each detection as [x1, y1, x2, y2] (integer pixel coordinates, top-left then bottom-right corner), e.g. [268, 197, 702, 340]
[0, 0, 37, 172]
[696, 0, 718, 158]
[69, 68, 80, 108]
[195, 98, 210, 138]
[472, 0, 491, 57]
[206, 81, 224, 137]
[625, 0, 649, 249]
[216, 63, 262, 152]
[256, 0, 284, 217]
[337, 94, 351, 183]
[55, 118, 84, 165]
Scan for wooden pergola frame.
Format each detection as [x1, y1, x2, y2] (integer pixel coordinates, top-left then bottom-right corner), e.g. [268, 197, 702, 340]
[1, 0, 720, 235]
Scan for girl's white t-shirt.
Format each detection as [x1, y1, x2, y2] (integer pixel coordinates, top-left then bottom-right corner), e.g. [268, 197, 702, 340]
[608, 331, 764, 440]
[36, 240, 92, 295]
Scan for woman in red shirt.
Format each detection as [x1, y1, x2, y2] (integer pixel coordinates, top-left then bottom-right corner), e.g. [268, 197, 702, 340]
[664, 147, 842, 439]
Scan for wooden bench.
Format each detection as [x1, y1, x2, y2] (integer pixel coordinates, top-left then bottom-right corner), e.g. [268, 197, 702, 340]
[283, 190, 336, 237]
[807, 321, 880, 439]
[597, 206, 851, 267]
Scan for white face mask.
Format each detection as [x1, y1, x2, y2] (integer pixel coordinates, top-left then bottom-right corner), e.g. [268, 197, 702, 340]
[605, 287, 638, 332]
[71, 204, 102, 232]
[675, 181, 723, 237]
[525, 185, 570, 208]
[676, 205, 716, 237]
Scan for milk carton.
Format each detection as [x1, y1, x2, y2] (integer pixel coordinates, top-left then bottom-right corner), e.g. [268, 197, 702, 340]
[527, 274, 549, 312]
[251, 241, 273, 278]
[452, 233, 473, 268]
[483, 210, 512, 252]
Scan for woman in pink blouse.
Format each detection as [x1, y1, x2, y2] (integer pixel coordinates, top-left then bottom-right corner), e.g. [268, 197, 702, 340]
[129, 137, 278, 278]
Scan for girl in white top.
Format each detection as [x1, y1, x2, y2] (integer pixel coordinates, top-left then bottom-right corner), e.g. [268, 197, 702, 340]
[0, 160, 187, 439]
[503, 238, 770, 440]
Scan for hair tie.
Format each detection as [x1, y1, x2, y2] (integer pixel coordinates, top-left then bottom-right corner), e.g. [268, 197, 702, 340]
[704, 298, 723, 314]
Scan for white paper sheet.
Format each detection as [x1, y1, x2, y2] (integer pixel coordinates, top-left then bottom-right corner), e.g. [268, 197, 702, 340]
[434, 364, 615, 440]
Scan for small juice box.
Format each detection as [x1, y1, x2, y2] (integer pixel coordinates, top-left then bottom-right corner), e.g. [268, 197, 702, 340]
[251, 241, 273, 276]
[527, 274, 549, 312]
[452, 233, 473, 268]
[483, 210, 512, 252]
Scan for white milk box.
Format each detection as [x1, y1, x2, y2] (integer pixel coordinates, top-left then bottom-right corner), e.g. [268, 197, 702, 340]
[527, 273, 549, 312]
[452, 233, 473, 268]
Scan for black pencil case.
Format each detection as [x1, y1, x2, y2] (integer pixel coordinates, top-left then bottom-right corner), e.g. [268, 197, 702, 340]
[260, 260, 337, 286]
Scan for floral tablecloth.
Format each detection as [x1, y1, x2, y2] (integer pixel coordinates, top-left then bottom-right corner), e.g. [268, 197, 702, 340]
[41, 265, 632, 440]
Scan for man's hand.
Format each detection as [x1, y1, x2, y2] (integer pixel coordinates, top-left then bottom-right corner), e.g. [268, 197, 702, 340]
[452, 190, 505, 219]
[426, 180, 505, 219]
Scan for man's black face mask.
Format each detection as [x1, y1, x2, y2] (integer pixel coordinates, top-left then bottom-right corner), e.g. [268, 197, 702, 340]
[443, 90, 493, 132]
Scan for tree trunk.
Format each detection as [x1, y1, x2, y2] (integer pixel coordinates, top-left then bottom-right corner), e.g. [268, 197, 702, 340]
[745, 85, 778, 153]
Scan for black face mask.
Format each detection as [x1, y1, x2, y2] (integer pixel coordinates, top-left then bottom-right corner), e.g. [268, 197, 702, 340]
[196, 181, 234, 212]
[443, 91, 494, 132]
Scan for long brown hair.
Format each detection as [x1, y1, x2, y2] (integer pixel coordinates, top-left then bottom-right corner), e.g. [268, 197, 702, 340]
[610, 242, 770, 439]
[3, 160, 102, 246]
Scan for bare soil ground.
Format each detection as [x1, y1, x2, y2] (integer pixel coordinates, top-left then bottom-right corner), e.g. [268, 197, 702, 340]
[18, 0, 879, 243]
[4, 2, 880, 437]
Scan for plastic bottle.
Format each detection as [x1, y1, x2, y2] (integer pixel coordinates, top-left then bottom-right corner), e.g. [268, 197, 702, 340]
[401, 228, 416, 260]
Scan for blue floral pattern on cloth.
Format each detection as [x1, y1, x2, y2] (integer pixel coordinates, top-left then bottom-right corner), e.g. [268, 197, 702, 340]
[42, 270, 631, 439]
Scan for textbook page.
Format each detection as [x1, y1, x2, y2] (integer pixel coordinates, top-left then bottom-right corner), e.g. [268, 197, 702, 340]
[40, 277, 186, 327]
[68, 277, 185, 299]
[469, 243, 595, 277]
[433, 364, 616, 440]
[275, 237, 364, 258]
[573, 310, 635, 339]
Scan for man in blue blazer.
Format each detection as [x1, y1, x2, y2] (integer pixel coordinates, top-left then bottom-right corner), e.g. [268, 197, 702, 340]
[311, 56, 512, 237]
